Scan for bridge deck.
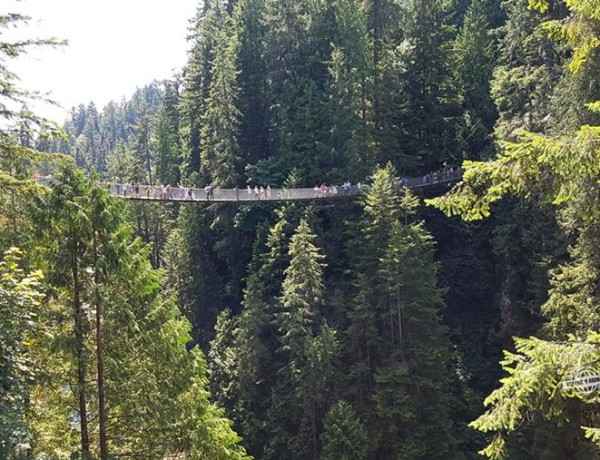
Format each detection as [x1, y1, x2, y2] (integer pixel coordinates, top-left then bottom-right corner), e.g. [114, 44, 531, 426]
[38, 169, 462, 204]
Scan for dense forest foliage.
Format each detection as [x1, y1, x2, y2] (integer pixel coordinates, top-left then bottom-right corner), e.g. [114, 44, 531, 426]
[2, 0, 600, 458]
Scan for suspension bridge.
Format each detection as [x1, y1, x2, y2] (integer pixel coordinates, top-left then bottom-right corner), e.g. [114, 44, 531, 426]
[37, 168, 462, 204]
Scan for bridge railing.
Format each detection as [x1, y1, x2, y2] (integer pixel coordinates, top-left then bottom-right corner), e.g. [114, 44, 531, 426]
[35, 168, 463, 203]
[105, 184, 366, 202]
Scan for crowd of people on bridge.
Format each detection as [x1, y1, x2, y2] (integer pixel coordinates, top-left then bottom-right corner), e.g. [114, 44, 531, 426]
[34, 166, 462, 203]
[420, 166, 462, 186]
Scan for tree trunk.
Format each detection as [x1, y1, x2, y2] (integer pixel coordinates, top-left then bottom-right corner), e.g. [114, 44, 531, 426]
[72, 246, 90, 455]
[372, 0, 383, 129]
[93, 229, 109, 459]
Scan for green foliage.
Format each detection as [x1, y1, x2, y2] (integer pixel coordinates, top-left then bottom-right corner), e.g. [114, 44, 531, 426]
[387, 0, 458, 170]
[470, 336, 600, 459]
[181, 6, 220, 181]
[428, 125, 600, 220]
[27, 168, 249, 458]
[428, 1, 600, 457]
[154, 80, 182, 186]
[453, 0, 497, 160]
[0, 248, 43, 457]
[19, 0, 600, 458]
[270, 218, 338, 460]
[321, 400, 369, 460]
[201, 13, 242, 187]
[345, 165, 460, 459]
[0, 13, 64, 140]
[528, 0, 600, 73]
[0, 12, 70, 251]
[488, 0, 563, 141]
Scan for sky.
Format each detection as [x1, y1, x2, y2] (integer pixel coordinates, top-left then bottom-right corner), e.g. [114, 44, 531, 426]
[5, 0, 199, 123]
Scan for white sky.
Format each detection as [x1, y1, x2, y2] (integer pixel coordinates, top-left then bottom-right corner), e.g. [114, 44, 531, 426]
[4, 0, 199, 123]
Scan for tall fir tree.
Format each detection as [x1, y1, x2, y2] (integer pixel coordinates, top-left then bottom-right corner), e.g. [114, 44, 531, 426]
[326, 0, 373, 182]
[270, 218, 338, 460]
[201, 12, 242, 187]
[30, 168, 250, 459]
[154, 79, 182, 186]
[389, 0, 458, 172]
[453, 0, 497, 160]
[181, 3, 219, 183]
[345, 165, 460, 459]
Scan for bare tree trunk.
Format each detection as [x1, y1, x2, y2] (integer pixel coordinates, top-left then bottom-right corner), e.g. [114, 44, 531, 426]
[72, 247, 90, 455]
[93, 229, 109, 459]
[372, 0, 383, 129]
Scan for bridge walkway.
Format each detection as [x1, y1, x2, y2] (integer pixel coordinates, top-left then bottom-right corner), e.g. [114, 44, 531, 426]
[38, 169, 462, 204]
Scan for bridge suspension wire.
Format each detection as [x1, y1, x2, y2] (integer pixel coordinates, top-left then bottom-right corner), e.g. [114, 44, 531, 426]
[35, 168, 462, 204]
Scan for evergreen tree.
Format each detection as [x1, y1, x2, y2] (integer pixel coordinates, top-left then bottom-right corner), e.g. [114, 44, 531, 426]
[429, 1, 600, 457]
[132, 99, 155, 184]
[326, 0, 373, 181]
[0, 12, 64, 250]
[389, 0, 458, 171]
[181, 4, 219, 182]
[454, 0, 497, 160]
[235, 0, 269, 167]
[320, 400, 370, 460]
[164, 205, 225, 343]
[346, 165, 459, 458]
[154, 80, 182, 186]
[83, 102, 102, 172]
[201, 13, 242, 187]
[259, 0, 335, 185]
[220, 206, 300, 458]
[490, 0, 564, 140]
[374, 218, 457, 458]
[269, 218, 338, 460]
[0, 249, 43, 457]
[30, 168, 250, 458]
[39, 167, 95, 456]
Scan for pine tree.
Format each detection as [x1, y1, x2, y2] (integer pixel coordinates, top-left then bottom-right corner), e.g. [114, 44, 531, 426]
[223, 208, 298, 458]
[167, 205, 224, 344]
[83, 103, 102, 172]
[30, 168, 250, 458]
[260, 0, 334, 185]
[320, 400, 370, 460]
[39, 167, 95, 456]
[326, 0, 373, 181]
[154, 80, 182, 186]
[181, 4, 219, 183]
[270, 218, 338, 460]
[201, 13, 242, 187]
[0, 249, 43, 457]
[0, 12, 65, 250]
[490, 0, 564, 140]
[346, 165, 459, 458]
[429, 1, 600, 457]
[235, 0, 269, 166]
[454, 0, 497, 160]
[375, 218, 457, 458]
[390, 0, 458, 171]
[132, 99, 155, 184]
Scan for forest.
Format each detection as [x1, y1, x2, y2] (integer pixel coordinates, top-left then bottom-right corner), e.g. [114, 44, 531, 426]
[2, 0, 600, 458]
